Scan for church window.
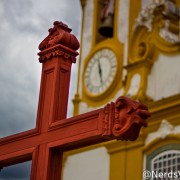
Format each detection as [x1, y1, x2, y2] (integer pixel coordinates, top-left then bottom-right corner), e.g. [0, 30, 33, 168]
[145, 144, 180, 180]
[151, 150, 180, 175]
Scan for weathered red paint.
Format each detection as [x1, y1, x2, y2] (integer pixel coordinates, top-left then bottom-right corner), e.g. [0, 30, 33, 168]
[0, 21, 150, 180]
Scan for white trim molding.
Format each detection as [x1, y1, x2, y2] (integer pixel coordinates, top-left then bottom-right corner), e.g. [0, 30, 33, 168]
[145, 120, 180, 145]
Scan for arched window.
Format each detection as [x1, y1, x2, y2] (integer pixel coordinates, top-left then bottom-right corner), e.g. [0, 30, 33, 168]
[146, 144, 180, 179]
[151, 150, 180, 174]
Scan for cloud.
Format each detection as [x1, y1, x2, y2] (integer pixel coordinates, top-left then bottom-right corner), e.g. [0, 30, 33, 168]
[0, 0, 81, 137]
[0, 0, 81, 178]
[0, 161, 31, 180]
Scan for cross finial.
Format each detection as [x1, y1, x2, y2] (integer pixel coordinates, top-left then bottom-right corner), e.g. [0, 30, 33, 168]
[38, 21, 79, 52]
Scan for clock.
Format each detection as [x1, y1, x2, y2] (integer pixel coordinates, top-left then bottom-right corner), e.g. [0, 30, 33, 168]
[84, 48, 117, 96]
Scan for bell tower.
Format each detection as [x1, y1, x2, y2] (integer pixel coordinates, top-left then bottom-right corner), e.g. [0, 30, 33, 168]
[73, 0, 125, 115]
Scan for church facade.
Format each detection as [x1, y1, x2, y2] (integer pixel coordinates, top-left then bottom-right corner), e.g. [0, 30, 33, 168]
[63, 0, 180, 179]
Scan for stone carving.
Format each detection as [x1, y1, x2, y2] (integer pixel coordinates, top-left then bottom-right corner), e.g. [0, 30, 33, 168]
[134, 0, 180, 44]
[160, 20, 180, 43]
[103, 96, 151, 141]
[163, 0, 180, 20]
[39, 21, 80, 51]
[145, 119, 180, 145]
[160, 0, 180, 43]
[133, 2, 159, 32]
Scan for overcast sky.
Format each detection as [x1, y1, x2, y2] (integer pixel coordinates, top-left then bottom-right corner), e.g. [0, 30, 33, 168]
[0, 0, 82, 179]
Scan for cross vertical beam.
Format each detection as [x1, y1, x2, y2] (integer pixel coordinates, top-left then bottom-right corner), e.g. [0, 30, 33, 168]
[37, 21, 79, 132]
[31, 21, 80, 179]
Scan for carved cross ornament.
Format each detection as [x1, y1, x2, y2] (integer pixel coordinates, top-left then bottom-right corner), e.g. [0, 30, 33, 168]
[0, 21, 151, 180]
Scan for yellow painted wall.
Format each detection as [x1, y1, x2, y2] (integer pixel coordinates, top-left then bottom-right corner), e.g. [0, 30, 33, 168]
[68, 0, 180, 179]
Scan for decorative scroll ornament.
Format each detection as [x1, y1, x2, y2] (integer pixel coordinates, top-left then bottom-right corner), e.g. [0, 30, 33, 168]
[134, 0, 180, 44]
[145, 119, 180, 145]
[39, 21, 80, 51]
[38, 21, 80, 63]
[133, 2, 160, 32]
[103, 96, 151, 141]
[160, 0, 180, 43]
[160, 20, 180, 44]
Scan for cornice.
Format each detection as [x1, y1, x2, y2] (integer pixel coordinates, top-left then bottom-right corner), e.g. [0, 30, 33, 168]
[143, 134, 180, 155]
[148, 94, 180, 114]
[105, 135, 146, 154]
[38, 44, 79, 63]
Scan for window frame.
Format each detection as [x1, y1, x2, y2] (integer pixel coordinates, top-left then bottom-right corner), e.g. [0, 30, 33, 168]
[146, 144, 180, 177]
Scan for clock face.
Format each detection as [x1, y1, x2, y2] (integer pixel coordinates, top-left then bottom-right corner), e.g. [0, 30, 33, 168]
[84, 48, 117, 95]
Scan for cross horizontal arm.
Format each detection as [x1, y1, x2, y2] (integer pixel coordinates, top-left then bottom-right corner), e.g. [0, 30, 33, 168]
[0, 96, 150, 168]
[0, 108, 103, 166]
[0, 109, 102, 168]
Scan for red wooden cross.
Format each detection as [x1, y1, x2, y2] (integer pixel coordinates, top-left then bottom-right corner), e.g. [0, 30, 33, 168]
[0, 21, 150, 180]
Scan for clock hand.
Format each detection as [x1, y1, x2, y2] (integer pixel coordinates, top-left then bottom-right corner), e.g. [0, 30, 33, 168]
[97, 60, 103, 84]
